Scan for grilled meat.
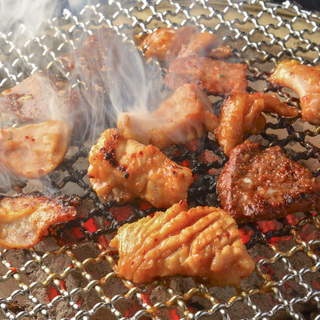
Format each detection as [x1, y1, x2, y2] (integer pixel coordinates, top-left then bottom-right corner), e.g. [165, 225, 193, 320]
[110, 201, 255, 285]
[165, 56, 247, 94]
[0, 120, 71, 178]
[88, 129, 193, 208]
[139, 27, 196, 62]
[0, 72, 77, 125]
[209, 45, 233, 59]
[117, 84, 219, 149]
[140, 26, 232, 62]
[269, 60, 320, 125]
[0, 194, 78, 248]
[215, 92, 299, 155]
[178, 31, 219, 58]
[217, 141, 320, 223]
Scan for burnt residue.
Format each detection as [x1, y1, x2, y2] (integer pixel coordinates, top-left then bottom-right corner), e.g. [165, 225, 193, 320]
[118, 165, 129, 179]
[101, 147, 117, 167]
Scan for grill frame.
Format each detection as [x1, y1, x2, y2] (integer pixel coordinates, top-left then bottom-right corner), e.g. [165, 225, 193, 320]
[0, 1, 319, 319]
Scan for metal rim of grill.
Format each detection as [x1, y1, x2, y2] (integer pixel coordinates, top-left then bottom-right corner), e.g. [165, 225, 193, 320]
[0, 1, 319, 319]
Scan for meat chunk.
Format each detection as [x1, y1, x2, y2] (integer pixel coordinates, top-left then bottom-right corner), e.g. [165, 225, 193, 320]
[0, 120, 71, 178]
[269, 60, 320, 125]
[165, 56, 247, 94]
[0, 73, 77, 125]
[110, 201, 255, 285]
[209, 45, 233, 59]
[117, 84, 219, 149]
[139, 27, 196, 62]
[88, 129, 193, 208]
[217, 141, 320, 223]
[215, 92, 299, 155]
[178, 31, 219, 58]
[0, 194, 78, 248]
[139, 27, 232, 62]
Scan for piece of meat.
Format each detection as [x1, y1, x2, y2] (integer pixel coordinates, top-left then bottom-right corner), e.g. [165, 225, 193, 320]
[88, 129, 193, 208]
[0, 194, 79, 248]
[0, 72, 77, 125]
[0, 120, 71, 179]
[139, 27, 231, 62]
[178, 31, 218, 58]
[217, 141, 320, 223]
[269, 60, 320, 125]
[110, 201, 255, 285]
[139, 27, 197, 62]
[117, 84, 219, 149]
[209, 45, 233, 59]
[165, 56, 247, 94]
[215, 92, 299, 156]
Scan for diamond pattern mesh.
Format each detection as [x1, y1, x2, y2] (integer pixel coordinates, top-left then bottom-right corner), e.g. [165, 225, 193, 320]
[0, 1, 319, 319]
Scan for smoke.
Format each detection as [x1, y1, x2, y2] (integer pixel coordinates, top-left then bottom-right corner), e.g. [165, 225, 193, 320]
[105, 36, 165, 124]
[0, 0, 166, 193]
[0, 0, 58, 42]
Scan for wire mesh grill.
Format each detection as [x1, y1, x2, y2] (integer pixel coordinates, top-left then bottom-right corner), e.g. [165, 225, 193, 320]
[0, 0, 319, 319]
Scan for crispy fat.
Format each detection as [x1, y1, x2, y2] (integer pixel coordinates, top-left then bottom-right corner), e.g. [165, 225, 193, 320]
[88, 129, 193, 208]
[0, 194, 78, 248]
[110, 201, 255, 285]
[269, 60, 320, 125]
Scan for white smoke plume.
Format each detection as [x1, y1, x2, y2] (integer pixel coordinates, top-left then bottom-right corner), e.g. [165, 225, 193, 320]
[0, 0, 58, 42]
[105, 37, 165, 124]
[0, 0, 165, 193]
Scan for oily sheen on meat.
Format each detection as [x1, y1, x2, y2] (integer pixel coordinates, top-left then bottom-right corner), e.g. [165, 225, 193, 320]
[139, 26, 232, 62]
[0, 120, 71, 178]
[110, 201, 255, 285]
[118, 84, 219, 149]
[88, 129, 193, 208]
[269, 60, 320, 125]
[217, 141, 320, 222]
[0, 194, 78, 248]
[215, 92, 298, 156]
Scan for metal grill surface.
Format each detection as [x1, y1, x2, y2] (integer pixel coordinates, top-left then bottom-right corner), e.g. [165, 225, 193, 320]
[0, 1, 319, 319]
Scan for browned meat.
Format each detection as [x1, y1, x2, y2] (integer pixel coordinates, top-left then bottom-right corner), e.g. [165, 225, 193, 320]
[0, 194, 78, 248]
[217, 141, 320, 222]
[110, 201, 255, 285]
[269, 60, 320, 125]
[88, 129, 193, 208]
[117, 84, 219, 149]
[215, 92, 299, 155]
[139, 27, 197, 62]
[165, 56, 247, 94]
[139, 27, 231, 62]
[209, 45, 233, 59]
[0, 73, 77, 124]
[0, 120, 71, 178]
[178, 31, 218, 58]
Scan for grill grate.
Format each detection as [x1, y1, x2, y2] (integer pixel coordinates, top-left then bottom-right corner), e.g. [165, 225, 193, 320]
[0, 1, 319, 319]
